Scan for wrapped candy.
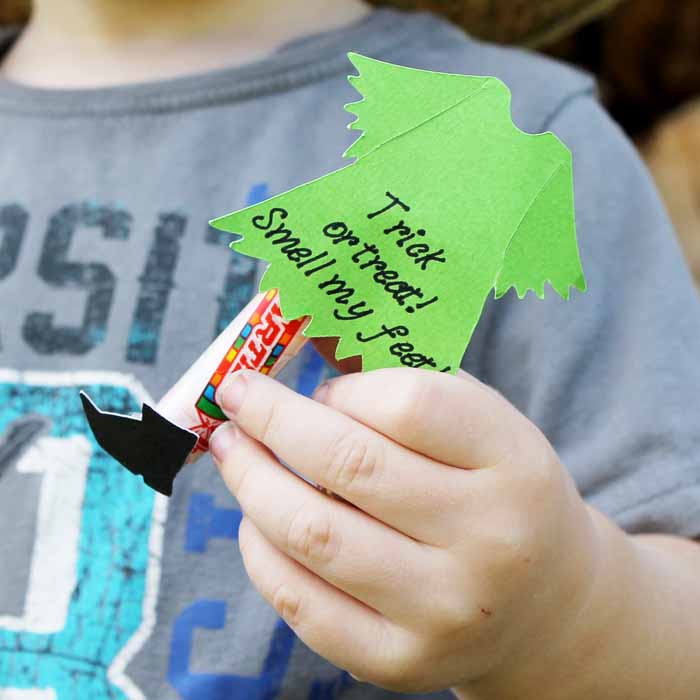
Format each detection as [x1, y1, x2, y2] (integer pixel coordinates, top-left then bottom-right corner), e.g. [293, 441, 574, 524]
[81, 289, 309, 495]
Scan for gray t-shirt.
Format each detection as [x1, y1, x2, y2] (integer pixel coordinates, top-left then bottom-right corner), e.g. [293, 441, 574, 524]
[0, 8, 698, 699]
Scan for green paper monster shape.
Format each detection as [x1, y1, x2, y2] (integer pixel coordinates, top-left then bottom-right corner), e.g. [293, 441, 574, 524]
[210, 53, 586, 373]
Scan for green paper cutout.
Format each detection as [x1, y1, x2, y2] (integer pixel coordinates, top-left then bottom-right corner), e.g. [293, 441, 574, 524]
[210, 53, 585, 373]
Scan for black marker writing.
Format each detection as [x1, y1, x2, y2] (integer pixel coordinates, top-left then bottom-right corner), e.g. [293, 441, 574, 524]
[318, 273, 356, 305]
[303, 255, 337, 277]
[367, 192, 410, 220]
[383, 222, 446, 270]
[333, 301, 374, 321]
[297, 251, 328, 269]
[323, 221, 360, 247]
[357, 324, 409, 343]
[252, 207, 287, 231]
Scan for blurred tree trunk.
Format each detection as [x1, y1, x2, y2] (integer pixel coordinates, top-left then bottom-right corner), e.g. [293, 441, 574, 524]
[0, 0, 29, 25]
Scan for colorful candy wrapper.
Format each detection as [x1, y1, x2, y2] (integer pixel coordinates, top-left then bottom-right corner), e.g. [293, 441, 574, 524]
[81, 289, 310, 496]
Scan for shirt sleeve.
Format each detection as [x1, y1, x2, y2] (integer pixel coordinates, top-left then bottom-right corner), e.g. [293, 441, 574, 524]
[469, 90, 700, 537]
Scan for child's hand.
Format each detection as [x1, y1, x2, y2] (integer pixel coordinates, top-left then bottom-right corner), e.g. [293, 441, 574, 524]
[210, 368, 600, 694]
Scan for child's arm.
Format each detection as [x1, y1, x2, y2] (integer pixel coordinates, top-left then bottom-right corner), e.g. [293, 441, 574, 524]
[460, 518, 700, 699]
[208, 368, 700, 699]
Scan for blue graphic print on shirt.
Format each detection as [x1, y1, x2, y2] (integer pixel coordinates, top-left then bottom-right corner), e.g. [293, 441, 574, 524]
[0, 378, 158, 698]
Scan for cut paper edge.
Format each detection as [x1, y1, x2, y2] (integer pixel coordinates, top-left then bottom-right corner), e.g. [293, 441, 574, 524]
[80, 392, 197, 496]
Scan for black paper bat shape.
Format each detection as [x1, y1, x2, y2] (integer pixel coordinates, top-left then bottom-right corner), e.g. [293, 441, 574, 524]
[80, 392, 197, 496]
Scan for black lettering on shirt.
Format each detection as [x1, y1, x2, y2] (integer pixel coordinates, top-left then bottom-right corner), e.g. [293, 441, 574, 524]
[0, 204, 29, 350]
[126, 213, 186, 364]
[22, 203, 131, 355]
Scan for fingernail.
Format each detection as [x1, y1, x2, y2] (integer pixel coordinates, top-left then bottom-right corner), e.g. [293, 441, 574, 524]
[313, 381, 330, 403]
[210, 422, 238, 464]
[219, 374, 248, 415]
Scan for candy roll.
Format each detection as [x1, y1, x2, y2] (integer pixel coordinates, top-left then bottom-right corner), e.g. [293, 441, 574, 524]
[81, 289, 310, 495]
[160, 289, 309, 458]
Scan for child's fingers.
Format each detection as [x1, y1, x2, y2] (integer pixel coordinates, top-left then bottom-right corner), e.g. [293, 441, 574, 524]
[213, 423, 447, 623]
[237, 516, 415, 689]
[215, 371, 463, 544]
[314, 368, 537, 470]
